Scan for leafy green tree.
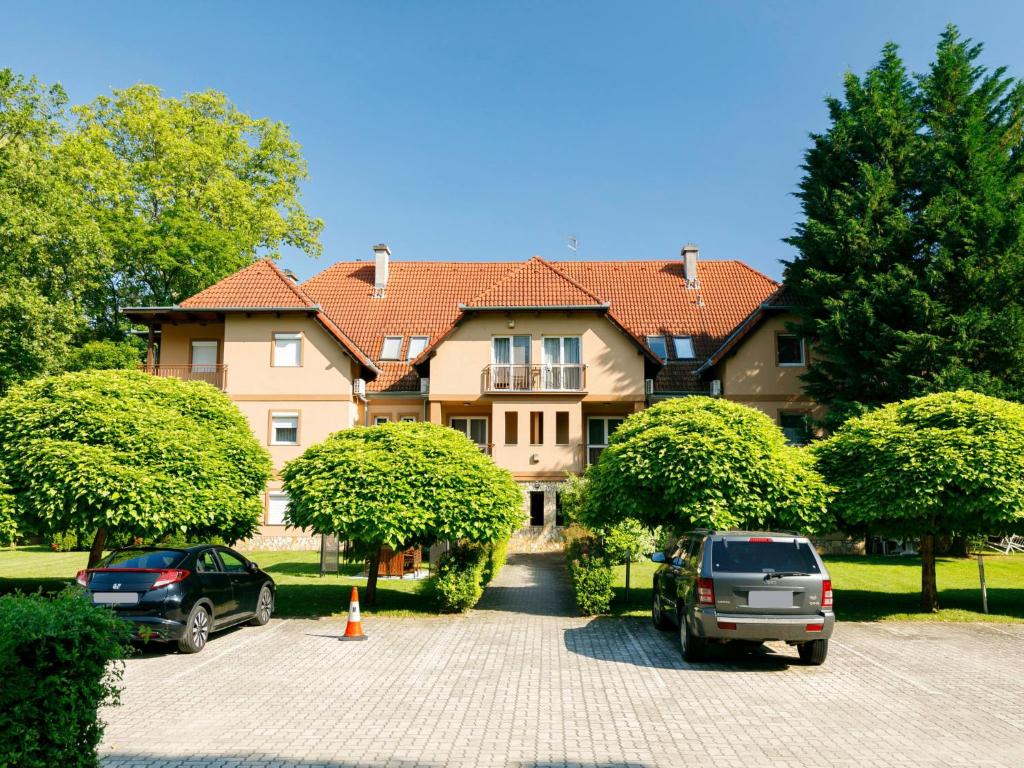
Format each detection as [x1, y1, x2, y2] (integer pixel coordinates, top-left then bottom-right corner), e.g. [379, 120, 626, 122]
[60, 84, 323, 333]
[581, 397, 832, 535]
[283, 422, 523, 606]
[812, 391, 1024, 612]
[784, 27, 1024, 425]
[0, 479, 17, 547]
[0, 370, 272, 567]
[64, 339, 143, 372]
[0, 279, 83, 395]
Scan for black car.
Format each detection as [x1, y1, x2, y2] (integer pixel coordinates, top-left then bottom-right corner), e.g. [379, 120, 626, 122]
[76, 545, 276, 653]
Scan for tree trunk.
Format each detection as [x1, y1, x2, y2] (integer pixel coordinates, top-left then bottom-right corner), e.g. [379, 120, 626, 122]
[364, 547, 382, 608]
[87, 527, 108, 569]
[948, 536, 969, 558]
[920, 533, 939, 613]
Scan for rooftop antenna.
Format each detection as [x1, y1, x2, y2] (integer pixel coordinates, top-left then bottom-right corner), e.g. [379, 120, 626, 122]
[567, 235, 578, 252]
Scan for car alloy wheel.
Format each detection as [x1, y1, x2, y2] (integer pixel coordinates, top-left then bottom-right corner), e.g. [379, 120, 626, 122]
[191, 608, 209, 650]
[257, 588, 272, 623]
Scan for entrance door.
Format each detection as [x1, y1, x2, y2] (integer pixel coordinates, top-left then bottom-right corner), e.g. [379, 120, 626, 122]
[529, 491, 545, 526]
[492, 336, 531, 390]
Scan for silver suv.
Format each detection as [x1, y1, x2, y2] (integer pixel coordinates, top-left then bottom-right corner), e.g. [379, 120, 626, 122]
[650, 530, 834, 665]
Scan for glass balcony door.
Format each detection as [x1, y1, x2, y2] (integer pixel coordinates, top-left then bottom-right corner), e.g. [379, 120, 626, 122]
[491, 336, 531, 390]
[542, 337, 581, 390]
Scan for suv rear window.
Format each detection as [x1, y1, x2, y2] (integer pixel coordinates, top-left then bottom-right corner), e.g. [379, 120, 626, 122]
[711, 540, 820, 574]
[99, 549, 185, 569]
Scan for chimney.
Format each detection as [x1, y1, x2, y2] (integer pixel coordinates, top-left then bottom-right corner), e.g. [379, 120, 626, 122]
[372, 244, 390, 297]
[682, 243, 699, 289]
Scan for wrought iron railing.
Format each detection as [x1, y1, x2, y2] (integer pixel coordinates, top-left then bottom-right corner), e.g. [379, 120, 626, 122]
[141, 364, 227, 390]
[482, 364, 586, 393]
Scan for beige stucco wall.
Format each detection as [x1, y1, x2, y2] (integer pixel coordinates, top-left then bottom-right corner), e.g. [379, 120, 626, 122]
[719, 312, 825, 423]
[159, 323, 225, 366]
[490, 398, 584, 478]
[427, 311, 646, 401]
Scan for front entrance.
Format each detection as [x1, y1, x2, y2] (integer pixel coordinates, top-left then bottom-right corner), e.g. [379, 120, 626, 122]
[529, 491, 545, 526]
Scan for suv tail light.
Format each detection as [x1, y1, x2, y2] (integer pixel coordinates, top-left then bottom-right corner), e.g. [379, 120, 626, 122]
[75, 570, 89, 587]
[821, 579, 833, 610]
[151, 569, 190, 589]
[697, 578, 715, 606]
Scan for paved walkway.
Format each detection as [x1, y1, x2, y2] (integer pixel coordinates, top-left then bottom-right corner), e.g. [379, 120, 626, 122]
[101, 552, 1024, 768]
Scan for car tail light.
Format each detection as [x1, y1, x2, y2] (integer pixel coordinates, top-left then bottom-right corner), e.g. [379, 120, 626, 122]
[717, 621, 737, 630]
[821, 579, 833, 610]
[75, 570, 89, 587]
[697, 578, 715, 606]
[747, 537, 773, 543]
[151, 569, 190, 589]
[806, 623, 824, 632]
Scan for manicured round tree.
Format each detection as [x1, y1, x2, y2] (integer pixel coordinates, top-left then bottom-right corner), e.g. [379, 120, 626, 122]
[283, 422, 523, 606]
[812, 390, 1024, 612]
[0, 370, 272, 566]
[582, 397, 832, 534]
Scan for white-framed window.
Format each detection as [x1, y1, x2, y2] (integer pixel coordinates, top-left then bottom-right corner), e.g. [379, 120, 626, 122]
[586, 416, 625, 465]
[400, 416, 417, 423]
[491, 335, 532, 390]
[779, 412, 810, 445]
[450, 417, 489, 448]
[407, 336, 429, 361]
[541, 336, 582, 390]
[672, 336, 695, 359]
[190, 340, 218, 373]
[776, 334, 805, 366]
[267, 492, 290, 526]
[272, 333, 301, 367]
[646, 335, 668, 360]
[380, 336, 403, 360]
[374, 416, 390, 426]
[270, 412, 299, 445]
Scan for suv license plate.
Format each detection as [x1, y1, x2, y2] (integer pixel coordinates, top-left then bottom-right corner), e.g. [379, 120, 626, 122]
[748, 590, 792, 608]
[93, 592, 139, 605]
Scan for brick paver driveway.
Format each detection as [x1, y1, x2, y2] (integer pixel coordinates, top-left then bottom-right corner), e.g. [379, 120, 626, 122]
[101, 552, 1024, 768]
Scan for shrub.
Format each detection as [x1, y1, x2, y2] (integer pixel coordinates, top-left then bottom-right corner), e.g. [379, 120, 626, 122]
[0, 589, 131, 768]
[63, 339, 143, 372]
[47, 530, 80, 552]
[565, 528, 614, 615]
[431, 537, 510, 613]
[0, 484, 16, 548]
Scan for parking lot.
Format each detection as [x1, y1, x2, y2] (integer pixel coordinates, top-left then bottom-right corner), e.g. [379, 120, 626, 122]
[101, 553, 1024, 768]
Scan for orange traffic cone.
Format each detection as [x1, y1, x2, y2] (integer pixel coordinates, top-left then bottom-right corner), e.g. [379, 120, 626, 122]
[341, 586, 367, 641]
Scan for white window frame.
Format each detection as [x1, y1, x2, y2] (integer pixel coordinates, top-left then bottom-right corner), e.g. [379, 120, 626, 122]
[380, 336, 403, 360]
[270, 412, 300, 446]
[776, 334, 806, 367]
[190, 340, 218, 373]
[400, 416, 417, 423]
[272, 333, 302, 368]
[672, 336, 695, 359]
[541, 336, 582, 391]
[374, 416, 390, 426]
[449, 416, 489, 447]
[267, 492, 290, 526]
[490, 335, 532, 391]
[586, 416, 625, 465]
[646, 335, 668, 360]
[406, 336, 429, 361]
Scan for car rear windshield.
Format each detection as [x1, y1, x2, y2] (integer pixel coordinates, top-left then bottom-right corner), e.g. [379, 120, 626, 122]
[98, 549, 186, 569]
[711, 540, 820, 574]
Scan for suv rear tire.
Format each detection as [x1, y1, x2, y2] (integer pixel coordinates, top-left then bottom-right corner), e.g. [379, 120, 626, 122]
[798, 638, 828, 665]
[679, 613, 706, 662]
[651, 589, 671, 630]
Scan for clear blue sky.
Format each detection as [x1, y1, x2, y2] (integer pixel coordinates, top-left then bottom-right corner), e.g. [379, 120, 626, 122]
[4, 1, 1024, 280]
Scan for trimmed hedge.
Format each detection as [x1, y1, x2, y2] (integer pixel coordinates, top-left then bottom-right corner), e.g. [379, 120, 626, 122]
[431, 538, 509, 613]
[0, 589, 131, 768]
[565, 526, 614, 615]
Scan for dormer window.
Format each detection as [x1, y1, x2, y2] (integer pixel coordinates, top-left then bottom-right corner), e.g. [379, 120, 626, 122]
[407, 336, 428, 361]
[646, 335, 668, 360]
[672, 336, 695, 359]
[380, 336, 403, 360]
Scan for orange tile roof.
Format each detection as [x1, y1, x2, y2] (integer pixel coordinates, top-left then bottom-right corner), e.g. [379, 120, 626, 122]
[300, 257, 778, 392]
[180, 259, 316, 309]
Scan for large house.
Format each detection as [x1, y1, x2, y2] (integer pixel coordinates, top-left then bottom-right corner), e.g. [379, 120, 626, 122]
[123, 244, 821, 549]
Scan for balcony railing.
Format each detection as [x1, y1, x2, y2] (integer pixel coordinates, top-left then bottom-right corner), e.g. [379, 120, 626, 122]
[483, 364, 586, 393]
[141, 364, 227, 390]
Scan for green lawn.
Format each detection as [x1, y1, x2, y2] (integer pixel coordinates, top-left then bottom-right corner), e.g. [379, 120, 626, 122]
[0, 546, 438, 618]
[611, 554, 1024, 623]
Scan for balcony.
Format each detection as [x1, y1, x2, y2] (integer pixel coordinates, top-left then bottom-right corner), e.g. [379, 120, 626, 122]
[141, 364, 227, 390]
[483, 364, 586, 393]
